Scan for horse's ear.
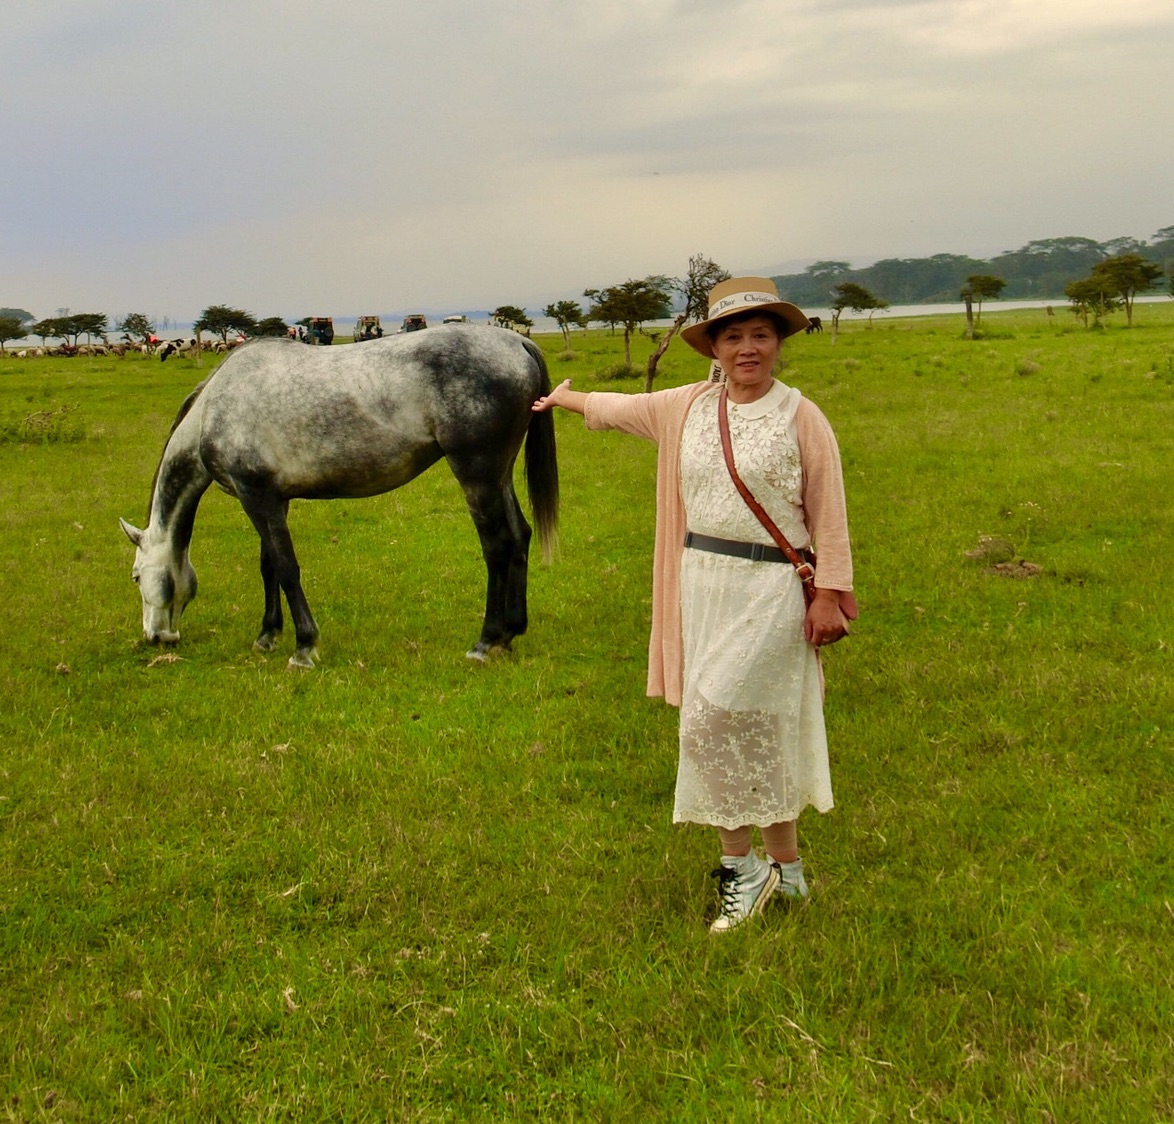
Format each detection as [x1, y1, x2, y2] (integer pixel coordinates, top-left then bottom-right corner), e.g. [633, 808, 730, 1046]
[119, 518, 144, 547]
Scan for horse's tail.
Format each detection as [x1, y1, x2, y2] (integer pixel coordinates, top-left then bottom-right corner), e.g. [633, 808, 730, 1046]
[522, 340, 559, 561]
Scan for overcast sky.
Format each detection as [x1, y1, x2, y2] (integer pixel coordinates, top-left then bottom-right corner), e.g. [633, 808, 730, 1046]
[4, 0, 1172, 323]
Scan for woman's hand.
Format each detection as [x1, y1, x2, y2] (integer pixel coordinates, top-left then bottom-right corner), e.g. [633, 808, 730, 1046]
[532, 379, 587, 415]
[804, 588, 848, 647]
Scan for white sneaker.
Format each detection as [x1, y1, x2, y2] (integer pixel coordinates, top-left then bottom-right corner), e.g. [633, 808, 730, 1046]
[709, 852, 779, 933]
[771, 858, 809, 900]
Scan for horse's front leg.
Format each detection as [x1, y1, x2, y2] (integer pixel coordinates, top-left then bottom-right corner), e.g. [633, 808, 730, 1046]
[240, 492, 321, 668]
[253, 537, 284, 652]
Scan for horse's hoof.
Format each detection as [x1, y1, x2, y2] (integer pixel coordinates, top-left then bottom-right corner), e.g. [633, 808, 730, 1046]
[254, 634, 280, 653]
[465, 647, 489, 663]
[288, 650, 316, 670]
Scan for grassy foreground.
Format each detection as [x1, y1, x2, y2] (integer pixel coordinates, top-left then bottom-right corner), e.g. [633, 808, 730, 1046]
[1, 307, 1172, 1120]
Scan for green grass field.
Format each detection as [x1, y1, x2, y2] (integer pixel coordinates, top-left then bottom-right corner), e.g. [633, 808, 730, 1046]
[1, 306, 1172, 1120]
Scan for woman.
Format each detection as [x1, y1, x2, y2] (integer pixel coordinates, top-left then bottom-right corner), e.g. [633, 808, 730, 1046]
[532, 277, 855, 932]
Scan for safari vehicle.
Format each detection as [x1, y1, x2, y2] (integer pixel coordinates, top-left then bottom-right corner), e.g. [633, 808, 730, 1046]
[442, 314, 471, 325]
[354, 315, 383, 341]
[306, 317, 334, 345]
[400, 314, 428, 332]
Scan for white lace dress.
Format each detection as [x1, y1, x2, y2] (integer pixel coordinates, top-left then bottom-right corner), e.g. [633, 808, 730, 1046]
[674, 381, 833, 828]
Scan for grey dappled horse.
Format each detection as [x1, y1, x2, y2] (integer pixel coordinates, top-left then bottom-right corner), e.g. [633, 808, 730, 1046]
[120, 326, 559, 667]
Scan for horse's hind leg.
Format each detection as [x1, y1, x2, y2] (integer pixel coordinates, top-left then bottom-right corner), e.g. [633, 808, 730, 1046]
[500, 482, 532, 639]
[237, 489, 321, 668]
[254, 533, 284, 652]
[457, 474, 530, 661]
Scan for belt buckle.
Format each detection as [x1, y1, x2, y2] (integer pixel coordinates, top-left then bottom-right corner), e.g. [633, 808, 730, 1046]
[749, 542, 766, 562]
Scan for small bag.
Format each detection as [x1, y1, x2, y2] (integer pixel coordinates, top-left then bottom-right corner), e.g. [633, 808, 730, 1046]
[716, 386, 857, 632]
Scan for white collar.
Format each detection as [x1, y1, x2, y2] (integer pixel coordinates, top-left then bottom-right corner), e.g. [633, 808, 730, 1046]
[724, 378, 795, 420]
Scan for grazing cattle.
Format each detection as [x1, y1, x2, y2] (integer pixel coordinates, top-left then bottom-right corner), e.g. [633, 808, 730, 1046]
[805, 316, 823, 334]
[158, 338, 197, 362]
[120, 327, 559, 668]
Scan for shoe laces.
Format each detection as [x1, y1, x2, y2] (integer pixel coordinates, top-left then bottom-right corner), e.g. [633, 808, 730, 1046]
[710, 865, 741, 919]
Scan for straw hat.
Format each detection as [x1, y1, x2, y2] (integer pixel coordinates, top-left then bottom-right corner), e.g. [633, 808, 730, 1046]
[680, 276, 809, 358]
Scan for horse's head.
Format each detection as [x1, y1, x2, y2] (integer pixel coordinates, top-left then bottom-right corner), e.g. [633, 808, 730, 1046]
[119, 518, 197, 644]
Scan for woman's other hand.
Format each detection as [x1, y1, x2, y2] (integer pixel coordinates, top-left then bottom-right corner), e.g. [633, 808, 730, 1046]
[804, 588, 848, 647]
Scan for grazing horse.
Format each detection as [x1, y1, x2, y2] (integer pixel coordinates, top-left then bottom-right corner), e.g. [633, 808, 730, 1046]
[120, 326, 559, 667]
[804, 316, 823, 334]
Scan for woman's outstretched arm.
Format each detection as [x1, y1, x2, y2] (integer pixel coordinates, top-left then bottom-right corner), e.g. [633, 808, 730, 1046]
[532, 379, 588, 416]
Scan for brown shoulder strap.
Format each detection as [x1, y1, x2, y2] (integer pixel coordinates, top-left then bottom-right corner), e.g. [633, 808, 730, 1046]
[717, 386, 815, 584]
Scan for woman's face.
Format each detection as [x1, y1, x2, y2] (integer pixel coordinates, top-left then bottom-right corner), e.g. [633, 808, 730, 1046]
[710, 315, 782, 400]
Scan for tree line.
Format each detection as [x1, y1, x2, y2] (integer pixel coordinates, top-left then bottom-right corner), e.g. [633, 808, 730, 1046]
[771, 229, 1174, 307]
[5, 227, 1170, 359]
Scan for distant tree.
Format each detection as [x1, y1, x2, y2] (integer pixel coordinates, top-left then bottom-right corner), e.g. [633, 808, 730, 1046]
[118, 313, 155, 343]
[865, 295, 890, 325]
[0, 316, 27, 354]
[542, 300, 586, 349]
[585, 277, 672, 368]
[964, 275, 1006, 324]
[31, 319, 58, 346]
[645, 253, 730, 392]
[1086, 253, 1164, 327]
[830, 282, 884, 339]
[37, 313, 105, 347]
[73, 313, 108, 345]
[490, 306, 532, 333]
[1064, 277, 1118, 328]
[194, 305, 258, 343]
[254, 316, 291, 337]
[0, 307, 34, 324]
[805, 260, 852, 293]
[1101, 236, 1147, 257]
[960, 274, 1007, 337]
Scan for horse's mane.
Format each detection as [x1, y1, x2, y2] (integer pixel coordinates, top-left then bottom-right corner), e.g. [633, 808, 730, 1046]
[146, 379, 210, 520]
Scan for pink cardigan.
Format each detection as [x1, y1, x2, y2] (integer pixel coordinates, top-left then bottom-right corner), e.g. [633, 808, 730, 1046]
[584, 381, 853, 706]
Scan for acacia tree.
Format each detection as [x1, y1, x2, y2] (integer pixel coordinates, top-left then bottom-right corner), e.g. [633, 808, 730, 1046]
[1064, 277, 1118, 328]
[960, 274, 1007, 337]
[491, 306, 532, 332]
[0, 316, 28, 354]
[118, 313, 155, 343]
[73, 313, 108, 345]
[644, 253, 730, 392]
[32, 313, 107, 347]
[31, 319, 58, 346]
[541, 300, 585, 349]
[254, 316, 291, 337]
[194, 305, 257, 343]
[830, 282, 884, 340]
[1086, 253, 1164, 327]
[585, 277, 672, 368]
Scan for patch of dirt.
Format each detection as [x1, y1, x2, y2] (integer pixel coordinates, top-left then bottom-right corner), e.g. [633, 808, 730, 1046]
[987, 561, 1042, 578]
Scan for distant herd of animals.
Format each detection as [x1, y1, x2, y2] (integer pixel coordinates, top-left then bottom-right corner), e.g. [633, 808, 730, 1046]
[10, 336, 246, 359]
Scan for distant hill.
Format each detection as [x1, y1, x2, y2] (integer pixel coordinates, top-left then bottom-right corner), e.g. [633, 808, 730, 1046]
[770, 232, 1174, 307]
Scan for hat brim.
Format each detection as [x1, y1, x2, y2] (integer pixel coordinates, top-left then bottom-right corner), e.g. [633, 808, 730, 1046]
[680, 300, 810, 358]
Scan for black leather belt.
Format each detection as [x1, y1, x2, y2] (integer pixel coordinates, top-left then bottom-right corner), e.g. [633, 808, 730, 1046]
[684, 531, 789, 564]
